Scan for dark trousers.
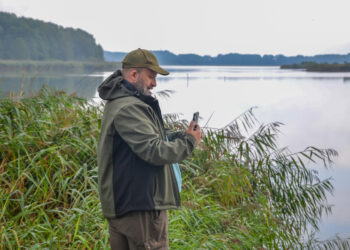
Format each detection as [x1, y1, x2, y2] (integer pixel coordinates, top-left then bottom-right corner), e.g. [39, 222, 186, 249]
[108, 210, 168, 250]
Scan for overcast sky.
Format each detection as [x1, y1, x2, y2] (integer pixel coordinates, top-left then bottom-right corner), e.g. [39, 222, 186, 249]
[1, 0, 350, 56]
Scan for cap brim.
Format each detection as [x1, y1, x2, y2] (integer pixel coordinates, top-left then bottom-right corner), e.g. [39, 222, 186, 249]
[148, 65, 169, 76]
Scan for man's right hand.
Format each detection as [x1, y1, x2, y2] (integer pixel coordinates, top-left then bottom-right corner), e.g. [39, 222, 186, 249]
[185, 120, 202, 146]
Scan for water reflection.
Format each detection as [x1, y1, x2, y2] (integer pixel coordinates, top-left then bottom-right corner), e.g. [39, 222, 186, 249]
[344, 77, 350, 83]
[0, 73, 103, 99]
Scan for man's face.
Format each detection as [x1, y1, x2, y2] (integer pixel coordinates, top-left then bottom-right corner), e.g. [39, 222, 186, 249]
[134, 68, 157, 96]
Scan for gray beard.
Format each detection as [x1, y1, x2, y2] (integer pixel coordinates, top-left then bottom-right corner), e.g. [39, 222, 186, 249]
[134, 78, 150, 96]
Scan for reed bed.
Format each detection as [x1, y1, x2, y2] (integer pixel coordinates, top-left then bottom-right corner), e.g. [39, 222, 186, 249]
[0, 87, 349, 249]
[0, 87, 108, 248]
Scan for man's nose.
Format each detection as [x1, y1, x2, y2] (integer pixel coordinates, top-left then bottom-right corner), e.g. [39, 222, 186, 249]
[152, 79, 157, 87]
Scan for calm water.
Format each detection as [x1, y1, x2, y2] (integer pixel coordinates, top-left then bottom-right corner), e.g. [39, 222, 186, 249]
[2, 66, 350, 240]
[0, 73, 103, 99]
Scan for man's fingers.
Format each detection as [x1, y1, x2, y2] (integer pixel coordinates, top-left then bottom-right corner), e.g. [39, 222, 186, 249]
[189, 120, 194, 129]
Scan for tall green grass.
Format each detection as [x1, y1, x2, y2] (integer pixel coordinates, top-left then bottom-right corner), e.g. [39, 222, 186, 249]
[0, 87, 349, 249]
[164, 111, 348, 249]
[0, 87, 108, 248]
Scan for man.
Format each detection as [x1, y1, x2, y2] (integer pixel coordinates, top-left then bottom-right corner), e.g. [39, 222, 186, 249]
[97, 48, 202, 249]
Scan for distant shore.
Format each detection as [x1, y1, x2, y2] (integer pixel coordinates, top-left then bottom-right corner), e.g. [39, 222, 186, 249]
[281, 62, 350, 72]
[3, 59, 350, 74]
[0, 60, 121, 74]
[105, 50, 350, 66]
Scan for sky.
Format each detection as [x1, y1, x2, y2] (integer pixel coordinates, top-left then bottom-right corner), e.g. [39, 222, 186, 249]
[1, 0, 350, 56]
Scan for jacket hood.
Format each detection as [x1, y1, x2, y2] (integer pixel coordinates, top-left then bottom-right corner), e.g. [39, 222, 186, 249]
[98, 70, 135, 100]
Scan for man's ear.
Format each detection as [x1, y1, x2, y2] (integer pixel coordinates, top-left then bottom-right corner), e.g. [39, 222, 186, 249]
[129, 69, 139, 83]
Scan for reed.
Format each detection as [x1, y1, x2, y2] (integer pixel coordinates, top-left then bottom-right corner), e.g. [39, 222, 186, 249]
[0, 87, 348, 249]
[165, 109, 342, 249]
[0, 87, 108, 248]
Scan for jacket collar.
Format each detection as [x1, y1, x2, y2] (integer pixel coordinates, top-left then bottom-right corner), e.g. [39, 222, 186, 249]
[122, 80, 164, 128]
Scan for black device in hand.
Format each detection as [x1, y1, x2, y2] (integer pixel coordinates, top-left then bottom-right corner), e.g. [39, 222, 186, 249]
[192, 112, 199, 131]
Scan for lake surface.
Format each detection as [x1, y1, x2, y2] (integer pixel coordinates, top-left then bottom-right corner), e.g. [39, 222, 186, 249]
[2, 66, 350, 240]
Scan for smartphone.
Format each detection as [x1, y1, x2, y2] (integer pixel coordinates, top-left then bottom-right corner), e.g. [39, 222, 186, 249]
[192, 112, 199, 131]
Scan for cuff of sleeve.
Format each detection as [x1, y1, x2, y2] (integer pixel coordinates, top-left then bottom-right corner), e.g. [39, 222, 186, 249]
[184, 133, 197, 150]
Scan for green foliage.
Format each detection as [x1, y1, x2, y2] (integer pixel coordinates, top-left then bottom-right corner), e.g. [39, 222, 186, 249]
[0, 87, 108, 248]
[0, 88, 349, 248]
[0, 12, 103, 61]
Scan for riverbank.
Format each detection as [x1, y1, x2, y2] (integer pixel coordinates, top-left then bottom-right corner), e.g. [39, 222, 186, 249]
[0, 60, 121, 74]
[281, 61, 350, 72]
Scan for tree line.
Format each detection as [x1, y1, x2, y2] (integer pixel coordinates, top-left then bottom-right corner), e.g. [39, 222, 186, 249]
[0, 12, 103, 61]
[105, 50, 350, 66]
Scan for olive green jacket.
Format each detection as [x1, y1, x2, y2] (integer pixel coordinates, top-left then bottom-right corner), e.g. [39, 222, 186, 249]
[97, 70, 196, 218]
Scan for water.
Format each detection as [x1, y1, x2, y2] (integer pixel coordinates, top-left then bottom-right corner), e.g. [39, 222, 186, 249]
[155, 66, 350, 240]
[0, 73, 103, 99]
[1, 66, 350, 240]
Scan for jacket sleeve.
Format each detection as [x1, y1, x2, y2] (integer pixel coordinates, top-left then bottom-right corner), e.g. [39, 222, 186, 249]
[114, 103, 196, 165]
[165, 129, 185, 141]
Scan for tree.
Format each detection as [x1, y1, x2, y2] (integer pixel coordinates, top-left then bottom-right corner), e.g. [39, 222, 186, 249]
[0, 11, 104, 61]
[9, 38, 30, 59]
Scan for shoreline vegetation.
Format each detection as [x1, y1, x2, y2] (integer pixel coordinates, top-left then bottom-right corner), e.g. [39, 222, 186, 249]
[281, 61, 350, 72]
[0, 12, 103, 61]
[1, 86, 350, 248]
[105, 50, 350, 66]
[2, 11, 350, 70]
[0, 60, 121, 74]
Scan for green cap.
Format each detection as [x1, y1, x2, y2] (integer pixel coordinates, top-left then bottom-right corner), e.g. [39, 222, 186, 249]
[122, 48, 169, 76]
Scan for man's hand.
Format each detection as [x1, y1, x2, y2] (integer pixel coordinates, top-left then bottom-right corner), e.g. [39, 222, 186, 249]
[185, 120, 203, 146]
